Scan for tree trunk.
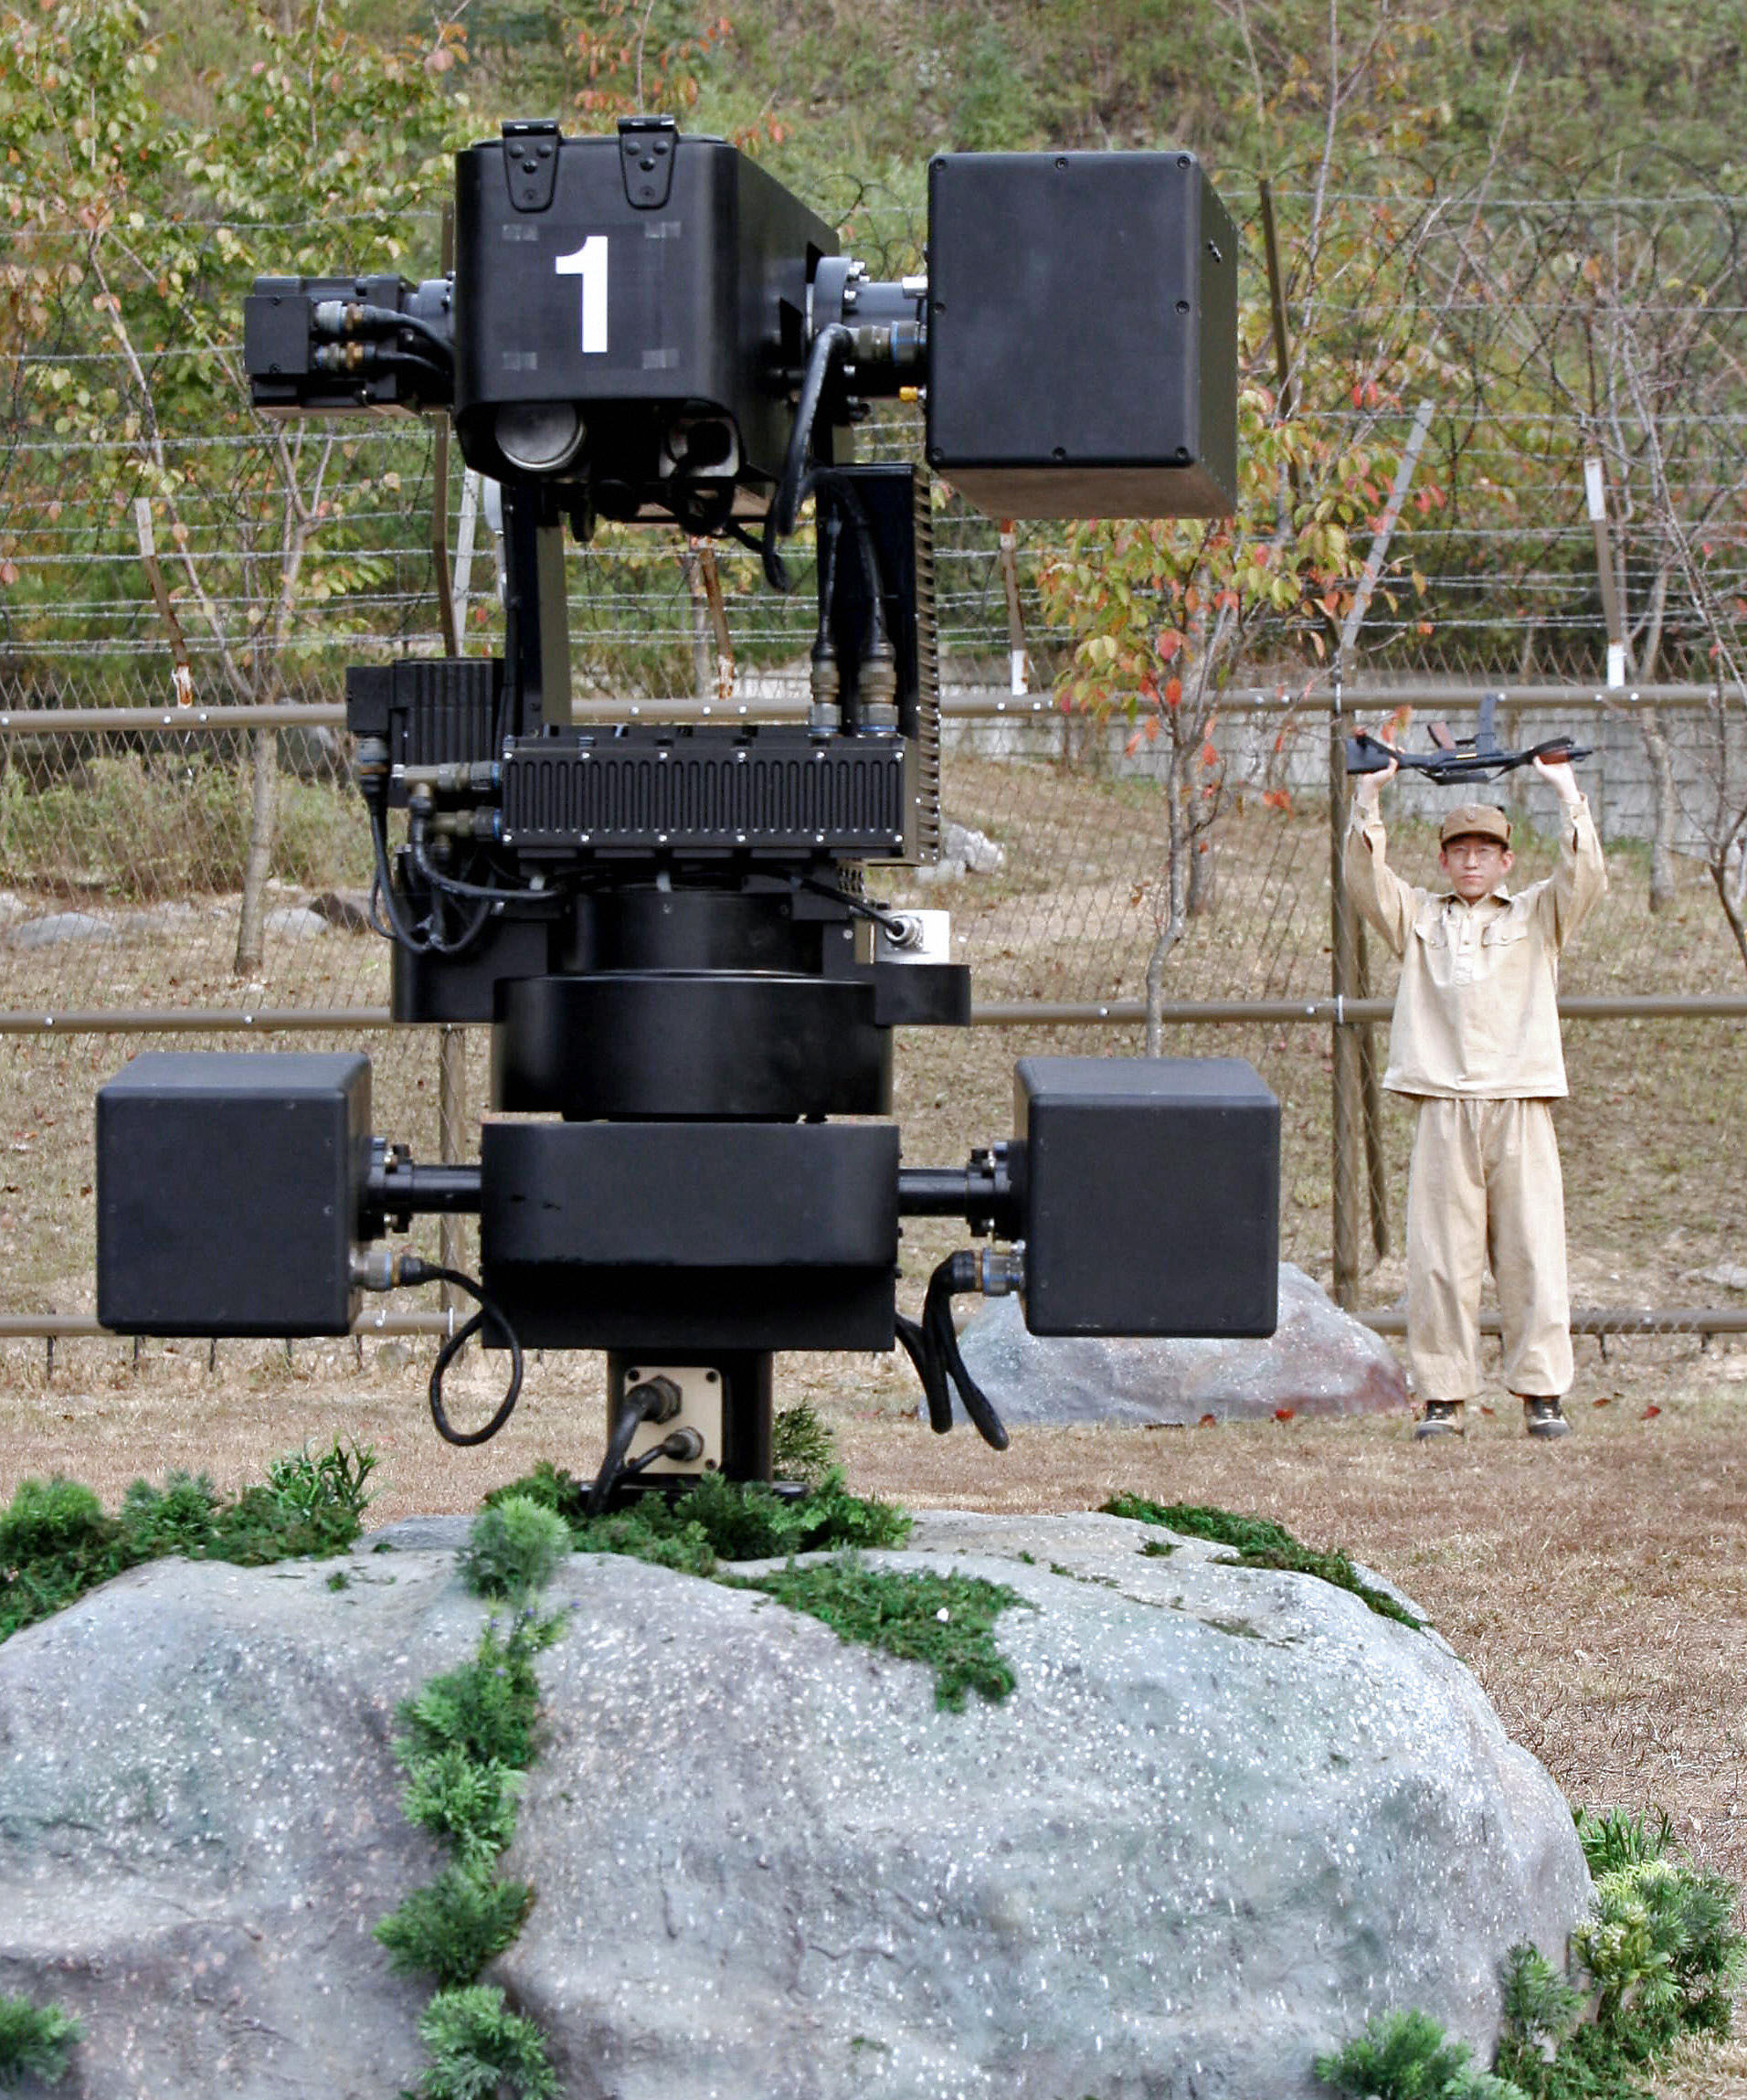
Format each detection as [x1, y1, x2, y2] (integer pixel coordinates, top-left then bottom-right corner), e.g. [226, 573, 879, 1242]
[1187, 825, 1217, 917]
[235, 725, 280, 975]
[679, 548, 715, 700]
[1144, 748, 1191, 1055]
[1713, 853, 1747, 980]
[1640, 711, 1678, 911]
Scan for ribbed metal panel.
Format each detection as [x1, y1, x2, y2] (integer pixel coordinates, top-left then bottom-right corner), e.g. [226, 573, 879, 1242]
[913, 470, 942, 861]
[502, 727, 908, 854]
[389, 658, 498, 770]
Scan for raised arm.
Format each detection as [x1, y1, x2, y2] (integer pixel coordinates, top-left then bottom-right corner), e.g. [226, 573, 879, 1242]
[1342, 751, 1417, 959]
[1531, 753, 1607, 947]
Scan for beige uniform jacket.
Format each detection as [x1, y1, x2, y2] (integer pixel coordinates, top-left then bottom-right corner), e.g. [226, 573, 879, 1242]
[1344, 796, 1607, 1098]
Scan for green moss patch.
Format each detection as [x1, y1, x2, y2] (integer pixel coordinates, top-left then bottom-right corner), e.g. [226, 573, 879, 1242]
[487, 1465, 1023, 1706]
[727, 1558, 1028, 1711]
[1100, 1494, 1424, 1631]
[489, 1461, 912, 1573]
[0, 1441, 376, 1646]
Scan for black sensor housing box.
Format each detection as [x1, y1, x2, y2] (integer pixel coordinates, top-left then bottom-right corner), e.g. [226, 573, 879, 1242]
[926, 151, 1237, 518]
[1015, 1056, 1278, 1336]
[97, 1053, 370, 1337]
[451, 129, 835, 492]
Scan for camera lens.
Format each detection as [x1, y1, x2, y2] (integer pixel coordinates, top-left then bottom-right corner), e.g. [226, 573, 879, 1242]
[494, 401, 587, 473]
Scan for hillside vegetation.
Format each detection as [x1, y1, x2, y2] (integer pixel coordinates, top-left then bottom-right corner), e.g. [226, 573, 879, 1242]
[143, 0, 1747, 190]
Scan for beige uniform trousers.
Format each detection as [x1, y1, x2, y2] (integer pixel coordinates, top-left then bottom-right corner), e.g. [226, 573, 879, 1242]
[1405, 1096, 1572, 1404]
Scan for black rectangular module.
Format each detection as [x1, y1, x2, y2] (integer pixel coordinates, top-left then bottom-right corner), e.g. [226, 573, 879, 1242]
[1015, 1056, 1278, 1336]
[452, 129, 834, 491]
[480, 1120, 899, 1351]
[97, 1053, 371, 1337]
[500, 724, 913, 861]
[926, 151, 1237, 519]
[346, 657, 503, 801]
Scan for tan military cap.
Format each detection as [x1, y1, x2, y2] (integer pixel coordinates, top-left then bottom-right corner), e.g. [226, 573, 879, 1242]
[1439, 803, 1511, 849]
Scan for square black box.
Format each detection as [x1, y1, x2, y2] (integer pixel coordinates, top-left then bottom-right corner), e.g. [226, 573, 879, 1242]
[97, 1052, 371, 1337]
[926, 151, 1237, 520]
[1016, 1056, 1278, 1336]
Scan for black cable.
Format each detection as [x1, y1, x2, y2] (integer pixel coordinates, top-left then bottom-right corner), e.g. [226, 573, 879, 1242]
[370, 810, 491, 958]
[619, 1432, 698, 1480]
[896, 1311, 953, 1435]
[586, 1381, 673, 1517]
[393, 1257, 524, 1448]
[368, 807, 435, 952]
[323, 302, 454, 365]
[797, 873, 908, 935]
[761, 323, 852, 591]
[408, 829, 555, 908]
[922, 1254, 1011, 1451]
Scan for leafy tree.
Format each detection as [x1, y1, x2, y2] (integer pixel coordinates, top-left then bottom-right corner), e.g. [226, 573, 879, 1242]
[0, 0, 471, 967]
[1038, 377, 1405, 1047]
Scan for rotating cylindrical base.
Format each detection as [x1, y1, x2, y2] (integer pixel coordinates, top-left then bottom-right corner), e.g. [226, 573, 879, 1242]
[492, 970, 892, 1119]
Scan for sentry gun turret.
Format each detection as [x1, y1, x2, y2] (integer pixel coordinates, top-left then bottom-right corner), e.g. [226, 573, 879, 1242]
[96, 119, 1278, 1506]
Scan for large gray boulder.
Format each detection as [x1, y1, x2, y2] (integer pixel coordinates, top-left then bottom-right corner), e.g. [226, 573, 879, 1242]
[952, 1262, 1409, 1426]
[0, 1511, 1586, 2100]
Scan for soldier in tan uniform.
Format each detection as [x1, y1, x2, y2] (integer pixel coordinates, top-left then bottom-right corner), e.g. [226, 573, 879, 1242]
[1345, 751, 1607, 1439]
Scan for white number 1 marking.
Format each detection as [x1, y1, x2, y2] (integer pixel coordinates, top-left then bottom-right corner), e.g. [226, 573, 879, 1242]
[555, 237, 608, 354]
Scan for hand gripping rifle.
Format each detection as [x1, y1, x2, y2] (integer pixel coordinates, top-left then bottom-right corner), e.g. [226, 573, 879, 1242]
[1346, 691, 1591, 784]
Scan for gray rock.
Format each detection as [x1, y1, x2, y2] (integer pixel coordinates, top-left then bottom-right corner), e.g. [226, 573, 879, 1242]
[264, 904, 330, 939]
[0, 889, 28, 927]
[1689, 1261, 1747, 1293]
[308, 888, 376, 933]
[9, 910, 117, 948]
[915, 819, 1007, 886]
[950, 1262, 1409, 1427]
[0, 1512, 1586, 2100]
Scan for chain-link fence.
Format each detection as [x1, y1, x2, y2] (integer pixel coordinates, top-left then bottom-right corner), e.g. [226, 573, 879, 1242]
[0, 670, 1742, 1347]
[5, 175, 1747, 1349]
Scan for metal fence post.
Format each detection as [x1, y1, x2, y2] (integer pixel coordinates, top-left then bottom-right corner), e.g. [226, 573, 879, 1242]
[439, 1024, 466, 1308]
[1329, 663, 1362, 1308]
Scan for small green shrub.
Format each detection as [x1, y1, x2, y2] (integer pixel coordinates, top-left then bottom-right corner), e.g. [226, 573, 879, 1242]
[414, 1985, 557, 2100]
[771, 1400, 836, 1486]
[566, 1502, 720, 1577]
[0, 1440, 376, 1645]
[1332, 1811, 1743, 2100]
[376, 1865, 535, 1988]
[395, 1613, 564, 1776]
[400, 1745, 524, 1869]
[1102, 1493, 1424, 1630]
[1575, 1853, 1744, 2051]
[1494, 1944, 1650, 2100]
[118, 1473, 224, 1559]
[482, 1462, 588, 1524]
[729, 1555, 1026, 1711]
[0, 1995, 81, 2090]
[461, 1497, 573, 1603]
[1574, 1807, 1675, 1876]
[0, 1478, 106, 1561]
[1314, 2008, 1528, 2098]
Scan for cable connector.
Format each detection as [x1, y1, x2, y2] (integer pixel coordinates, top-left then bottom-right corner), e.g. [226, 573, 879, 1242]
[979, 1247, 1025, 1298]
[352, 1248, 436, 1292]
